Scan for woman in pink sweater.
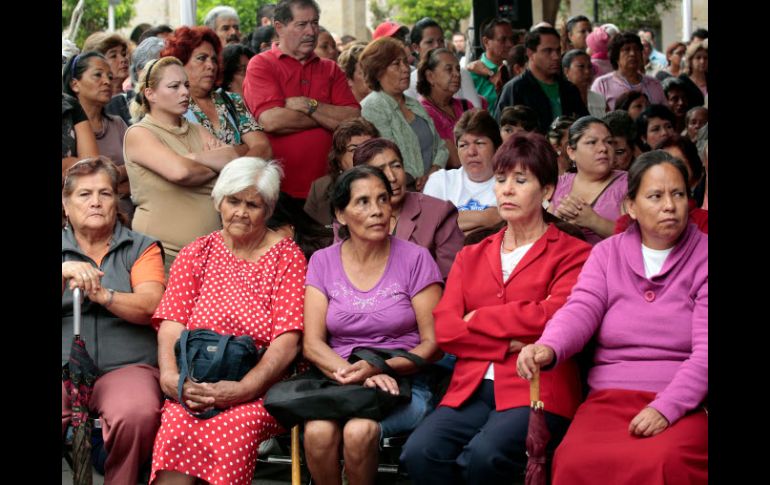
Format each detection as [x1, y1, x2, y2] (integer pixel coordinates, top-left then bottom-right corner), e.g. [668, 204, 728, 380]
[518, 150, 707, 484]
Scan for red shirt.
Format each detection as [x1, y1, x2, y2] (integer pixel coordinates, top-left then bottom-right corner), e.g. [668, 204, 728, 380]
[243, 45, 359, 198]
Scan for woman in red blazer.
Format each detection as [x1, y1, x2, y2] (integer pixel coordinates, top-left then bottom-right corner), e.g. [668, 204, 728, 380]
[401, 131, 592, 484]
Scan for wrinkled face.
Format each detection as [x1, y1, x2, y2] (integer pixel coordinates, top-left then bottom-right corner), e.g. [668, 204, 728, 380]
[494, 166, 553, 225]
[686, 109, 708, 141]
[567, 123, 615, 177]
[315, 31, 340, 61]
[645, 117, 675, 149]
[690, 49, 708, 74]
[568, 20, 592, 50]
[379, 54, 411, 96]
[215, 17, 241, 45]
[528, 34, 561, 79]
[666, 87, 688, 117]
[63, 171, 118, 233]
[415, 26, 445, 59]
[611, 136, 634, 171]
[348, 62, 371, 102]
[452, 34, 466, 53]
[627, 163, 689, 249]
[457, 133, 496, 182]
[627, 95, 649, 120]
[340, 134, 374, 171]
[564, 54, 593, 87]
[71, 57, 113, 105]
[146, 64, 191, 116]
[367, 148, 407, 208]
[229, 54, 250, 95]
[484, 24, 515, 63]
[276, 6, 320, 60]
[104, 44, 129, 82]
[336, 176, 393, 243]
[617, 42, 642, 73]
[185, 41, 218, 94]
[426, 52, 461, 95]
[219, 186, 268, 240]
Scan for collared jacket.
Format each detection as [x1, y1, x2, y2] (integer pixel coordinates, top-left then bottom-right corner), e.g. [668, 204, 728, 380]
[435, 224, 591, 418]
[494, 69, 589, 134]
[62, 222, 162, 372]
[361, 90, 449, 178]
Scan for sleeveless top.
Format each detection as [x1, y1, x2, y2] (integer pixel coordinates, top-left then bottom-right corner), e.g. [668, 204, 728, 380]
[124, 114, 221, 260]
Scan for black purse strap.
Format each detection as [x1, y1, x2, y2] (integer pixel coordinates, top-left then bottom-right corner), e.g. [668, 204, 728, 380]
[350, 347, 428, 376]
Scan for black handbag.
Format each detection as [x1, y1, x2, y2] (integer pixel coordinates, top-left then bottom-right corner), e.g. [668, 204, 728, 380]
[263, 347, 427, 428]
[174, 328, 266, 419]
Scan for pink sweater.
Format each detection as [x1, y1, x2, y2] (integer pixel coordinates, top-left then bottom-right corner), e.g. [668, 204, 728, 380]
[538, 222, 707, 424]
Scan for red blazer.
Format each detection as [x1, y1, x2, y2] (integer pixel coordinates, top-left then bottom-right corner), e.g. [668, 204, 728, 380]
[435, 224, 591, 419]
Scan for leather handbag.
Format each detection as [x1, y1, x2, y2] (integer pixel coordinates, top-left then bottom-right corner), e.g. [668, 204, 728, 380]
[175, 328, 266, 419]
[263, 347, 427, 428]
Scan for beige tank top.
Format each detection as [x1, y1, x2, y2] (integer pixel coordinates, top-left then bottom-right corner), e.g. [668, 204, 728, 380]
[124, 114, 221, 260]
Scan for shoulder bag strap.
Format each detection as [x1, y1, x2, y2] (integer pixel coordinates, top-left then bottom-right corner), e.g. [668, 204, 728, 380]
[589, 173, 624, 207]
[351, 347, 428, 376]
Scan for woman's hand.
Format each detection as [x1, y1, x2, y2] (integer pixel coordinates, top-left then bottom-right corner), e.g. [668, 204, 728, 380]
[62, 261, 104, 295]
[508, 339, 526, 353]
[183, 380, 248, 410]
[553, 194, 585, 223]
[363, 374, 400, 395]
[203, 136, 224, 151]
[516, 344, 556, 379]
[628, 407, 669, 437]
[333, 360, 380, 385]
[159, 370, 181, 400]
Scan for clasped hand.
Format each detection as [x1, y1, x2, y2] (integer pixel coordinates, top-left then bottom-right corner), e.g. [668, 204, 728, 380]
[161, 372, 246, 412]
[333, 360, 399, 395]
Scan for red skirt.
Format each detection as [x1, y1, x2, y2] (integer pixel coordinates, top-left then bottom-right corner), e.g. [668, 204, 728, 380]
[552, 389, 707, 485]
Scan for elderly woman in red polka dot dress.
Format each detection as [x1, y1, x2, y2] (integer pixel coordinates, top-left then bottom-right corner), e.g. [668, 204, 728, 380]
[150, 156, 307, 485]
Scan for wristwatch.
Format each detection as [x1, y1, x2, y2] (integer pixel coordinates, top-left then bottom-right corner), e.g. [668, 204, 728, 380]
[306, 98, 318, 115]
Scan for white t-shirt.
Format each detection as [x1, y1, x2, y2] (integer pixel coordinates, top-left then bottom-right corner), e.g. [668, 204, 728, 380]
[484, 241, 535, 380]
[423, 167, 497, 211]
[641, 244, 673, 279]
[405, 67, 484, 108]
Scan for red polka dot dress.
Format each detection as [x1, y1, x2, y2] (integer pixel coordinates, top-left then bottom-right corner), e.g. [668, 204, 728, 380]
[149, 232, 306, 484]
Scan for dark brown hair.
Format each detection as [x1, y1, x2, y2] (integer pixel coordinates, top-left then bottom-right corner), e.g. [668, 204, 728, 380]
[453, 109, 503, 149]
[352, 138, 403, 167]
[359, 37, 407, 91]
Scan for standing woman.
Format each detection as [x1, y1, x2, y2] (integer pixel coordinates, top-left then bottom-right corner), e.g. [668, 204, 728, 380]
[82, 32, 133, 125]
[679, 41, 708, 107]
[63, 52, 134, 223]
[550, 116, 627, 245]
[162, 26, 272, 159]
[563, 15, 592, 51]
[360, 37, 449, 191]
[655, 42, 687, 82]
[417, 47, 473, 169]
[352, 138, 464, 278]
[124, 56, 239, 269]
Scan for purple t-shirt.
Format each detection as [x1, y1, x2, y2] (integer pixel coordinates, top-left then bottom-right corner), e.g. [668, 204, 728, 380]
[551, 170, 628, 246]
[305, 237, 443, 359]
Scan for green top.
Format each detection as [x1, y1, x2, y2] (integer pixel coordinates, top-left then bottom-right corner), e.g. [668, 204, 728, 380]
[536, 78, 562, 119]
[469, 53, 501, 109]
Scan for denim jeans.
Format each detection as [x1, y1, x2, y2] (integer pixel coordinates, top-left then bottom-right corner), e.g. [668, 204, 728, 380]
[379, 374, 434, 439]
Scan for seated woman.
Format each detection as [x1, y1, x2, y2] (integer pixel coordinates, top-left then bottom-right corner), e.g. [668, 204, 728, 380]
[417, 47, 475, 169]
[614, 90, 649, 120]
[401, 132, 592, 483]
[499, 105, 539, 143]
[62, 157, 166, 485]
[151, 157, 307, 485]
[602, 110, 640, 171]
[302, 165, 444, 485]
[550, 116, 628, 245]
[517, 150, 708, 485]
[124, 56, 240, 269]
[359, 37, 449, 191]
[64, 51, 134, 224]
[636, 104, 677, 152]
[350, 138, 464, 278]
[162, 26, 272, 159]
[546, 115, 576, 175]
[304, 117, 380, 227]
[423, 109, 503, 236]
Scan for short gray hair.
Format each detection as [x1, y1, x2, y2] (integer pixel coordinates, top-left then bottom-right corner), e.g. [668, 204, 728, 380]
[131, 36, 166, 83]
[211, 157, 284, 217]
[204, 6, 240, 30]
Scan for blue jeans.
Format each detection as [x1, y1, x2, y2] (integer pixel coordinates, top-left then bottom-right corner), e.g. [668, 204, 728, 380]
[379, 374, 434, 439]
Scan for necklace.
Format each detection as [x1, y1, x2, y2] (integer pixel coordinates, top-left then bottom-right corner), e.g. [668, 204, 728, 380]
[426, 94, 456, 120]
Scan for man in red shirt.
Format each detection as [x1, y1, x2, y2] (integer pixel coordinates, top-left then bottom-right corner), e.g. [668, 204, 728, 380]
[243, 0, 360, 201]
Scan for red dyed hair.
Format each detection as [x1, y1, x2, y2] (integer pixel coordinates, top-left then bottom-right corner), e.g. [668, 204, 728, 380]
[161, 26, 224, 86]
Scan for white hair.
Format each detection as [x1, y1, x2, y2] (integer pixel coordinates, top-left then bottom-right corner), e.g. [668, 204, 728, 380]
[204, 6, 240, 30]
[211, 157, 283, 217]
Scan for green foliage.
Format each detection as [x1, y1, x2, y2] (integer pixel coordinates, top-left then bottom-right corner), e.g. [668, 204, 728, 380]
[370, 1, 390, 28]
[62, 0, 136, 47]
[196, 0, 271, 36]
[598, 0, 676, 31]
[386, 0, 472, 33]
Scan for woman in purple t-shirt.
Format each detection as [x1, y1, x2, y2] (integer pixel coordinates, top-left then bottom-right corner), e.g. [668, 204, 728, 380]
[303, 166, 444, 485]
